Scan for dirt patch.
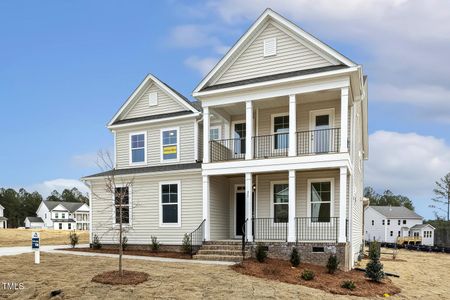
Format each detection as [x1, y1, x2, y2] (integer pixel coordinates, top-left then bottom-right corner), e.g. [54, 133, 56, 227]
[231, 258, 401, 297]
[91, 270, 149, 285]
[61, 247, 191, 259]
[0, 228, 89, 247]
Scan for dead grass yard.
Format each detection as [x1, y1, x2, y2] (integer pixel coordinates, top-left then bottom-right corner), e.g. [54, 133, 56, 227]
[0, 248, 449, 299]
[0, 228, 89, 247]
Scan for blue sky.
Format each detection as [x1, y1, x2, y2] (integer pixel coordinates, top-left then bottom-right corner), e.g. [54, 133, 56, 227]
[1, 1, 449, 219]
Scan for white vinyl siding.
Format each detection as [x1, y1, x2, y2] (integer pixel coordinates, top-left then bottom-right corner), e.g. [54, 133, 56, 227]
[213, 22, 334, 85]
[210, 176, 230, 240]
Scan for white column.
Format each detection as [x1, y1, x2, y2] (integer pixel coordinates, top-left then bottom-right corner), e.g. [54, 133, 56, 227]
[288, 94, 297, 157]
[245, 172, 253, 241]
[338, 167, 347, 243]
[202, 175, 210, 241]
[203, 106, 210, 163]
[193, 120, 199, 162]
[288, 170, 296, 242]
[245, 100, 253, 160]
[340, 87, 349, 153]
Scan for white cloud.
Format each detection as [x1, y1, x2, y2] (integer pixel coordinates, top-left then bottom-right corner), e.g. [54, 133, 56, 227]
[184, 56, 219, 76]
[71, 152, 99, 169]
[26, 178, 89, 198]
[366, 131, 450, 217]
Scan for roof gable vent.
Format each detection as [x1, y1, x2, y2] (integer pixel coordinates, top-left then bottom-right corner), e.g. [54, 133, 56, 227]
[263, 37, 277, 57]
[148, 92, 158, 106]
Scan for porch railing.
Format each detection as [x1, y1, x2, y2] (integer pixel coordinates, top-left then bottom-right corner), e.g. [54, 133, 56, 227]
[253, 133, 289, 159]
[297, 128, 340, 156]
[210, 138, 245, 162]
[189, 219, 205, 257]
[295, 217, 339, 243]
[252, 218, 288, 241]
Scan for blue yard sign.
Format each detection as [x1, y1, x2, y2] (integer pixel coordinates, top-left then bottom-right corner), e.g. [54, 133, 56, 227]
[32, 232, 40, 250]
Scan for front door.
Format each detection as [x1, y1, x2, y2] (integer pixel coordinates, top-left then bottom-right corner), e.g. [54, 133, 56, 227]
[233, 123, 246, 157]
[310, 110, 333, 153]
[235, 192, 246, 236]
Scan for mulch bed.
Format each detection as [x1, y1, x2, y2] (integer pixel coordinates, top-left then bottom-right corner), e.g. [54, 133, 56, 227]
[60, 247, 191, 259]
[92, 270, 149, 285]
[231, 258, 401, 297]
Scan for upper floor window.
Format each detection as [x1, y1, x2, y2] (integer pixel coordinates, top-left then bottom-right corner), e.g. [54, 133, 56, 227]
[55, 212, 59, 219]
[382, 220, 385, 225]
[160, 182, 180, 226]
[114, 187, 130, 225]
[387, 220, 391, 225]
[272, 182, 288, 223]
[403, 220, 407, 225]
[130, 132, 146, 164]
[62, 213, 65, 219]
[273, 114, 289, 150]
[309, 180, 332, 222]
[161, 128, 179, 161]
[210, 126, 221, 141]
[371, 220, 374, 226]
[398, 220, 401, 225]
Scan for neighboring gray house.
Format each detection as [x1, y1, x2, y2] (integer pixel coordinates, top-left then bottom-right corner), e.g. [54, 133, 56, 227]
[0, 204, 7, 228]
[84, 9, 369, 270]
[24, 217, 45, 229]
[364, 206, 435, 246]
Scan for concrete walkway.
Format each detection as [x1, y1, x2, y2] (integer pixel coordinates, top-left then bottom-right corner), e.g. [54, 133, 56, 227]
[0, 244, 89, 257]
[48, 249, 236, 266]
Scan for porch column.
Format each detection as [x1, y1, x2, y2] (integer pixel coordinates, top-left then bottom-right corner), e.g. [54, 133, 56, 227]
[245, 100, 253, 160]
[288, 170, 296, 242]
[338, 167, 347, 243]
[340, 87, 349, 153]
[202, 175, 210, 241]
[203, 106, 210, 163]
[245, 172, 253, 241]
[288, 94, 297, 157]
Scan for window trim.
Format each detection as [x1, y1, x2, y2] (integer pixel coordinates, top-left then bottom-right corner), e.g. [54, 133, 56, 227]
[160, 127, 180, 163]
[129, 131, 147, 166]
[270, 180, 289, 224]
[112, 185, 133, 228]
[306, 178, 335, 222]
[210, 125, 222, 141]
[271, 112, 290, 151]
[159, 181, 182, 228]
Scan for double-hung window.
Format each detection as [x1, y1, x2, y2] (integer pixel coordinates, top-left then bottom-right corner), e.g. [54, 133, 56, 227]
[55, 212, 59, 219]
[310, 180, 332, 222]
[160, 182, 180, 226]
[273, 115, 289, 150]
[272, 183, 288, 223]
[209, 126, 221, 141]
[130, 133, 146, 164]
[114, 187, 130, 225]
[161, 128, 179, 161]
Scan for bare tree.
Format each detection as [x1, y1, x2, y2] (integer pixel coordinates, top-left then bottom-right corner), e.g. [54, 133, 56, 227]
[430, 172, 450, 221]
[93, 150, 135, 277]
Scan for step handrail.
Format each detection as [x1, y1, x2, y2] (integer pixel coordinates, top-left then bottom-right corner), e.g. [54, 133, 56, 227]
[189, 219, 206, 257]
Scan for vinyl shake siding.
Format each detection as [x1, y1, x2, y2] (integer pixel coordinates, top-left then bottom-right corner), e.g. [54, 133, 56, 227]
[90, 169, 202, 245]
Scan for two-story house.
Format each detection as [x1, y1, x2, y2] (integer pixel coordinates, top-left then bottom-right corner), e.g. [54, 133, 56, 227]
[84, 9, 368, 270]
[25, 200, 90, 230]
[364, 206, 435, 246]
[0, 204, 7, 228]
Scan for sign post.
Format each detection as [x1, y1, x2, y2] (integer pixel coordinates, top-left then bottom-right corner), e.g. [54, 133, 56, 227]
[32, 232, 40, 264]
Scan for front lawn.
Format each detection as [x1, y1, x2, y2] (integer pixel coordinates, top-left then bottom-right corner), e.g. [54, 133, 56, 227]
[0, 228, 89, 247]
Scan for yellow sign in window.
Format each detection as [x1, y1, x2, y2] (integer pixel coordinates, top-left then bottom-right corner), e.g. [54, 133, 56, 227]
[163, 146, 177, 155]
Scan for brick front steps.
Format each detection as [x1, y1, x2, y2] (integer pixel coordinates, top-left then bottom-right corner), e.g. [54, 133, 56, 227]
[193, 240, 251, 262]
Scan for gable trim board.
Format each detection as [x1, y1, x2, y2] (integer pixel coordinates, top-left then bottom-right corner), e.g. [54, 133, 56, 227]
[193, 8, 356, 94]
[109, 111, 201, 129]
[108, 74, 200, 128]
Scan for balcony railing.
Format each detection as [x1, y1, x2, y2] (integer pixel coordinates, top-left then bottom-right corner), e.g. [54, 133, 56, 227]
[295, 217, 339, 243]
[297, 128, 340, 156]
[209, 128, 342, 162]
[252, 218, 288, 241]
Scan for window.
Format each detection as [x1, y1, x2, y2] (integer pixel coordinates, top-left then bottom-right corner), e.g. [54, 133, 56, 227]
[210, 126, 221, 141]
[160, 183, 180, 225]
[148, 92, 158, 106]
[114, 187, 130, 225]
[68, 223, 71, 230]
[371, 220, 374, 226]
[130, 133, 146, 164]
[403, 220, 407, 225]
[382, 220, 385, 225]
[161, 128, 179, 161]
[310, 180, 332, 222]
[45, 213, 47, 219]
[387, 220, 390, 225]
[398, 220, 401, 225]
[273, 115, 289, 150]
[390, 231, 393, 236]
[263, 37, 277, 56]
[55, 213, 59, 219]
[398, 231, 401, 237]
[272, 183, 288, 223]
[233, 122, 246, 154]
[59, 223, 62, 229]
[62, 213, 65, 219]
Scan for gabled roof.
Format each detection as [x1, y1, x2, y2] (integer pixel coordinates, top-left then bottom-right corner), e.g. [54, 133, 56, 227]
[42, 201, 87, 213]
[108, 74, 201, 127]
[0, 204, 4, 209]
[410, 224, 435, 230]
[193, 8, 356, 93]
[26, 217, 44, 223]
[369, 206, 423, 219]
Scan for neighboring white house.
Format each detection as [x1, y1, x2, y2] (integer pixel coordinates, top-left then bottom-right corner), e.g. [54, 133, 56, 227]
[25, 201, 90, 230]
[364, 206, 435, 246]
[84, 9, 369, 270]
[0, 204, 7, 228]
[24, 217, 45, 229]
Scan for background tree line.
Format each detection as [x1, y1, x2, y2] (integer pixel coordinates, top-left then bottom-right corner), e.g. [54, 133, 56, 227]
[0, 187, 88, 228]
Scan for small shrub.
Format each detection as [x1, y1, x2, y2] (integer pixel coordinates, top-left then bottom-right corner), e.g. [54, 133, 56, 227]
[341, 280, 356, 290]
[69, 231, 79, 248]
[92, 234, 102, 249]
[255, 243, 267, 263]
[300, 269, 315, 281]
[326, 254, 339, 274]
[181, 233, 192, 254]
[290, 247, 300, 267]
[262, 266, 281, 276]
[151, 236, 160, 252]
[121, 236, 128, 251]
[365, 241, 385, 282]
